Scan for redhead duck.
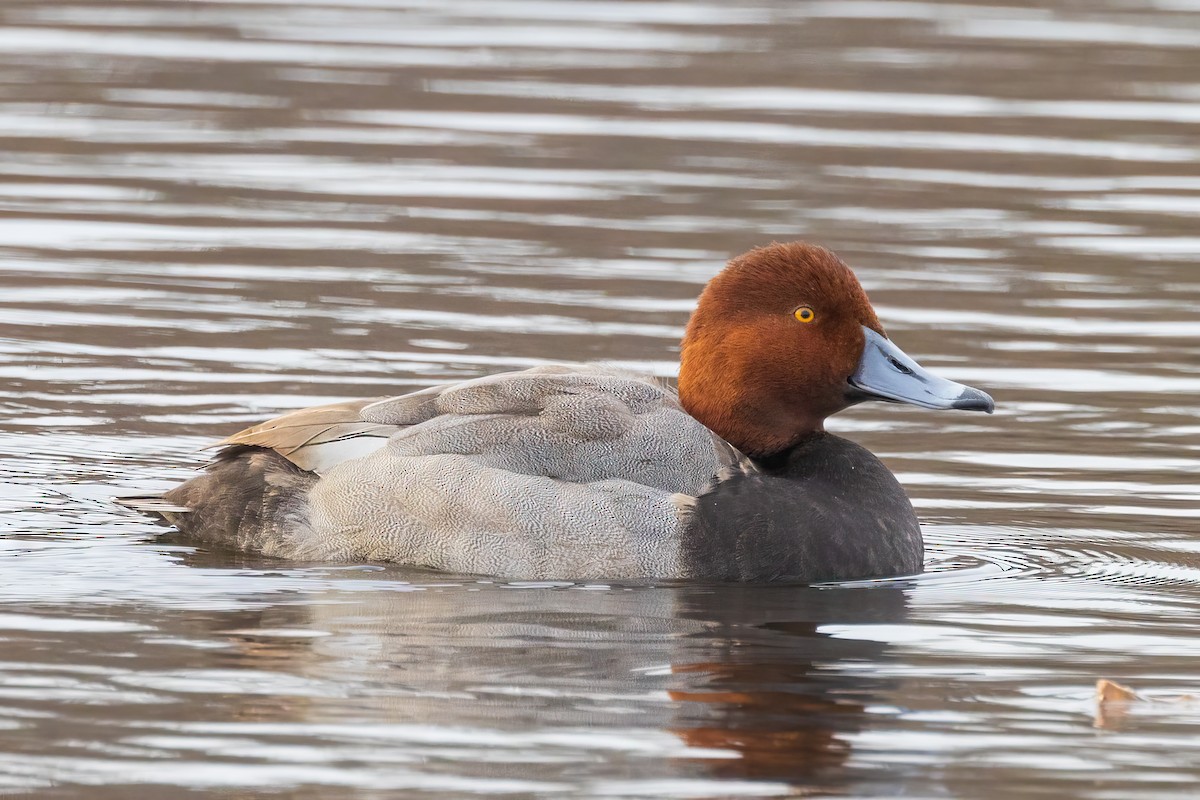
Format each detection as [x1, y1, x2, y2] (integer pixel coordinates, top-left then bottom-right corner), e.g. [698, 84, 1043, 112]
[122, 242, 993, 582]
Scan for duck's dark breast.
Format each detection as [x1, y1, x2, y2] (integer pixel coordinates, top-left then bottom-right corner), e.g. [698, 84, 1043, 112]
[680, 433, 923, 583]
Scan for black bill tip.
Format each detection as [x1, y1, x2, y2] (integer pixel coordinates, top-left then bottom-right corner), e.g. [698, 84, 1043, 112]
[951, 386, 995, 414]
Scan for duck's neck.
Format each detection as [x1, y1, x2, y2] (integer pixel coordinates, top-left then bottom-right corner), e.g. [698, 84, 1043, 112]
[678, 342, 825, 460]
[744, 430, 830, 472]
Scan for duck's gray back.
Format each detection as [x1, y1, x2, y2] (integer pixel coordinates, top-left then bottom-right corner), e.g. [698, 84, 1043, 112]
[163, 365, 739, 579]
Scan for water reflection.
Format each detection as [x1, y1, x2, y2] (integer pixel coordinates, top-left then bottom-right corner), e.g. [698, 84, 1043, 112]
[669, 586, 907, 784]
[0, 579, 910, 795]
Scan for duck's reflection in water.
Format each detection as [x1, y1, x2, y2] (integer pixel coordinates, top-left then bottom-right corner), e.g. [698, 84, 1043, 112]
[668, 585, 906, 784]
[170, 559, 908, 794]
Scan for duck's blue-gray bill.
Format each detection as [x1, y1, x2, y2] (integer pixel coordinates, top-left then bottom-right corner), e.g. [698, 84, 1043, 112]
[848, 327, 994, 413]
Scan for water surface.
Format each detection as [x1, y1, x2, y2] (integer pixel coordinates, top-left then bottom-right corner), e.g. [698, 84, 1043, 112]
[2, 0, 1200, 796]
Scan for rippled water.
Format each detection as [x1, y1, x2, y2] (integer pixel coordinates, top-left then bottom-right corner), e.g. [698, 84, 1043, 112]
[3, 0, 1200, 796]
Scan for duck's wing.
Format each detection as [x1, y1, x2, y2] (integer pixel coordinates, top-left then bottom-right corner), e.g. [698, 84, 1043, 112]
[355, 364, 741, 493]
[203, 364, 740, 480]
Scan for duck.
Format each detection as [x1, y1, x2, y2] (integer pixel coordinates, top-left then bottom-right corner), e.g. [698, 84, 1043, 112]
[121, 242, 993, 582]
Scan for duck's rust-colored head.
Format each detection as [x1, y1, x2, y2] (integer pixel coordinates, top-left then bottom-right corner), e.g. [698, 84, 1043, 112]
[679, 242, 993, 459]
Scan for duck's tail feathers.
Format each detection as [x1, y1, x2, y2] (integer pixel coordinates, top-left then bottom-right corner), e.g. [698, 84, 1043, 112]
[113, 494, 191, 526]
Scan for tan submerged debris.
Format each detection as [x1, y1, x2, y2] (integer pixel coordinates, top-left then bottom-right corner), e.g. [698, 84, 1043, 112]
[1096, 679, 1138, 704]
[1094, 679, 1198, 729]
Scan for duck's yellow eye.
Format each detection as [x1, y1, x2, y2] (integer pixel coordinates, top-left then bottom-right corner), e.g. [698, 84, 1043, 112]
[793, 306, 815, 323]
